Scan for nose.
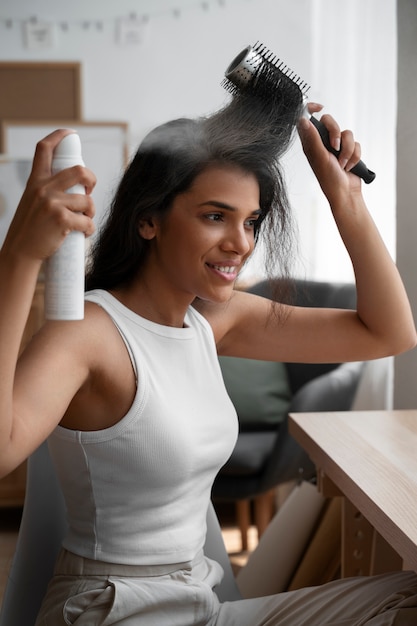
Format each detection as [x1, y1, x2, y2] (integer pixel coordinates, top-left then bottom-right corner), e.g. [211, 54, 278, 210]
[221, 224, 254, 257]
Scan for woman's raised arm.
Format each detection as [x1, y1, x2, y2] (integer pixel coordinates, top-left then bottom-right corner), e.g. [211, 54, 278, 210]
[0, 130, 96, 476]
[204, 110, 417, 363]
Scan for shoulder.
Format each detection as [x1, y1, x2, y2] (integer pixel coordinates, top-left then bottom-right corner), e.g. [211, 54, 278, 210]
[79, 300, 129, 365]
[193, 290, 273, 351]
[59, 301, 137, 431]
[33, 300, 124, 372]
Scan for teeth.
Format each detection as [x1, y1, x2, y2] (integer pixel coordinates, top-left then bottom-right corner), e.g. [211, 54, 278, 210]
[213, 265, 236, 273]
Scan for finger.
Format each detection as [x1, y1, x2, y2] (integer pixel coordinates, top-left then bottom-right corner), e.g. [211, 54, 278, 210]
[345, 141, 362, 173]
[72, 213, 96, 238]
[54, 190, 96, 220]
[46, 193, 96, 239]
[298, 114, 334, 158]
[320, 114, 341, 152]
[51, 165, 97, 197]
[306, 102, 324, 115]
[68, 190, 96, 220]
[297, 116, 330, 173]
[59, 215, 96, 239]
[297, 116, 319, 153]
[30, 129, 77, 180]
[338, 129, 355, 170]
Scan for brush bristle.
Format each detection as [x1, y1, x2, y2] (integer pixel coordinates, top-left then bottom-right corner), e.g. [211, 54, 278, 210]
[216, 42, 309, 163]
[222, 41, 310, 103]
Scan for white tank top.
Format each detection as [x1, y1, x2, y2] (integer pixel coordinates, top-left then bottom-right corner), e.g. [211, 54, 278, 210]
[48, 290, 238, 565]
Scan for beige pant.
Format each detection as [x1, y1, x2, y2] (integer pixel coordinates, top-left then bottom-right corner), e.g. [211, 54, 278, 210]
[35, 549, 417, 625]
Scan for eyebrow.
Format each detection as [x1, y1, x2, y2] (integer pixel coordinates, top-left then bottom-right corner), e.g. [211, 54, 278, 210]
[198, 200, 262, 215]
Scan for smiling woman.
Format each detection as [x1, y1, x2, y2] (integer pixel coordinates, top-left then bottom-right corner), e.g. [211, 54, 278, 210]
[124, 165, 261, 320]
[85, 106, 299, 299]
[1, 63, 417, 624]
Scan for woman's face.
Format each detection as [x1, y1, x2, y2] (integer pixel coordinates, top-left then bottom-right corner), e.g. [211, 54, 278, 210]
[140, 164, 261, 304]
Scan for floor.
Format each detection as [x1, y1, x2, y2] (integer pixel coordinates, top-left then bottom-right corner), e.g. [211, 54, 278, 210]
[0, 502, 258, 611]
[216, 501, 259, 575]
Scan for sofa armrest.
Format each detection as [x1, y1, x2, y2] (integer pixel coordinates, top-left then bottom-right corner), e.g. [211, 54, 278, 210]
[288, 361, 364, 414]
[260, 362, 365, 489]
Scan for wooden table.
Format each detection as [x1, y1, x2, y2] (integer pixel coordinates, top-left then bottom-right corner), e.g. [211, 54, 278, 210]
[289, 410, 417, 576]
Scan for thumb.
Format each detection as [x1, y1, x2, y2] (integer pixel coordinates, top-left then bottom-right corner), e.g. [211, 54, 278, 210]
[297, 117, 316, 154]
[29, 128, 77, 180]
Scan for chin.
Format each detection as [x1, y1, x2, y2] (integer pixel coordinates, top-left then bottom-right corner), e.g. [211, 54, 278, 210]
[200, 286, 235, 305]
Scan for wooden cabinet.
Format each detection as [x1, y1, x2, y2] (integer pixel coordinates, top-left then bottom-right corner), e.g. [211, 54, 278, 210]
[0, 282, 45, 507]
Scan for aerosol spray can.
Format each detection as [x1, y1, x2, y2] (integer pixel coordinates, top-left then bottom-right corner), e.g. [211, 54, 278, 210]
[45, 132, 85, 320]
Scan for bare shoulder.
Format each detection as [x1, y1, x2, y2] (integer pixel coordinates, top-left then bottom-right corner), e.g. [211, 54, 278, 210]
[26, 300, 120, 366]
[59, 300, 137, 431]
[8, 301, 135, 469]
[54, 298, 137, 390]
[78, 299, 136, 377]
[193, 290, 273, 351]
[17, 300, 124, 404]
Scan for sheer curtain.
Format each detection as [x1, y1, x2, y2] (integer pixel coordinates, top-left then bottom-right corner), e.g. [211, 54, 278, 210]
[306, 0, 397, 411]
[242, 0, 397, 285]
[241, 0, 397, 410]
[293, 0, 397, 283]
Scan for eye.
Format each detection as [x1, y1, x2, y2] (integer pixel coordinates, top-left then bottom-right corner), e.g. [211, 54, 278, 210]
[245, 216, 260, 229]
[205, 212, 224, 222]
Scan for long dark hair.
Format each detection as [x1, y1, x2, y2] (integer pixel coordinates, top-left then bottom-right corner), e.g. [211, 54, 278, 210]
[85, 89, 304, 293]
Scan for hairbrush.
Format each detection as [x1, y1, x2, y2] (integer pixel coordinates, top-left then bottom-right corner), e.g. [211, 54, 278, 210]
[223, 43, 375, 184]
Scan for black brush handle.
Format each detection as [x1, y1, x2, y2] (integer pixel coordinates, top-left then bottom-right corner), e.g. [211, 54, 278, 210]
[310, 115, 375, 184]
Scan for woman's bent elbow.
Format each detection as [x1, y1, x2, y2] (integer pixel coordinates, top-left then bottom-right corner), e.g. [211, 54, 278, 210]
[390, 327, 417, 357]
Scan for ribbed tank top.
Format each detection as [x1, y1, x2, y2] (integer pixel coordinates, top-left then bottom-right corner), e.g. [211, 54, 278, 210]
[47, 290, 238, 565]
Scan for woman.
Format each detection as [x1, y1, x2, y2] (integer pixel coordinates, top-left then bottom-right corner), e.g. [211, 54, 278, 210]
[0, 100, 416, 624]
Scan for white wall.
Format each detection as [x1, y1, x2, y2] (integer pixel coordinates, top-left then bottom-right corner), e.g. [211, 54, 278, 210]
[394, 0, 417, 409]
[0, 0, 397, 283]
[2, 0, 412, 409]
[0, 0, 313, 152]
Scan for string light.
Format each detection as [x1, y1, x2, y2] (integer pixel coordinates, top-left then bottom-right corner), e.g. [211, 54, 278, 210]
[0, 0, 243, 35]
[0, 0, 258, 48]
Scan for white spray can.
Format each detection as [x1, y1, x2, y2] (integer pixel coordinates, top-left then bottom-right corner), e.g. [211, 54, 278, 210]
[45, 132, 86, 320]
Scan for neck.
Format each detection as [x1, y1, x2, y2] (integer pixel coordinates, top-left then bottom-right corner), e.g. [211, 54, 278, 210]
[111, 278, 193, 329]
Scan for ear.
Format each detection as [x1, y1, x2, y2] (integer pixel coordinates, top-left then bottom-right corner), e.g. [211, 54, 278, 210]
[138, 217, 157, 240]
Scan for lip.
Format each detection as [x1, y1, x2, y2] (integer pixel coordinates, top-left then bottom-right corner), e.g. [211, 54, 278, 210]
[206, 262, 240, 282]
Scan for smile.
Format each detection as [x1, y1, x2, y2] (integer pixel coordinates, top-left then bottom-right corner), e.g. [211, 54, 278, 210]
[210, 265, 236, 274]
[206, 263, 239, 281]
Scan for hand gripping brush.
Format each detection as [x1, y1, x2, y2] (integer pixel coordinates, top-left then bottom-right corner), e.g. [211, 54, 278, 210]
[222, 43, 375, 184]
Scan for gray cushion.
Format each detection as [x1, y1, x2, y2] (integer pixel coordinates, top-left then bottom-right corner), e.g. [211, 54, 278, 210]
[219, 356, 291, 428]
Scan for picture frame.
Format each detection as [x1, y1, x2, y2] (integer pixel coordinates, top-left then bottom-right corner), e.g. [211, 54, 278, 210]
[0, 62, 82, 136]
